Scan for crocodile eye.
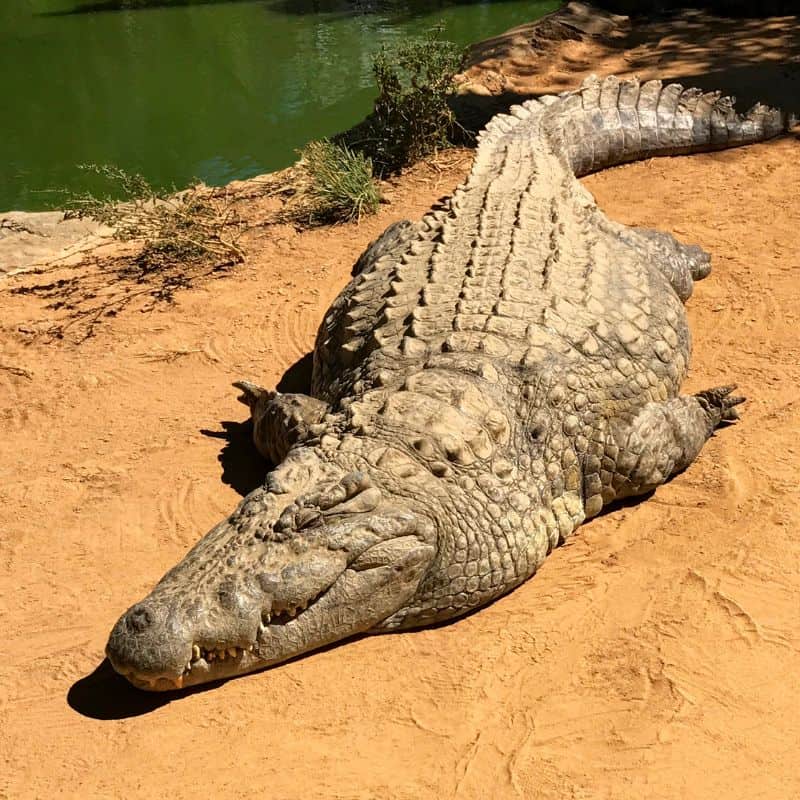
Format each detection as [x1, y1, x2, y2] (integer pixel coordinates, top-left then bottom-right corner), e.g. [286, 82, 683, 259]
[531, 425, 545, 441]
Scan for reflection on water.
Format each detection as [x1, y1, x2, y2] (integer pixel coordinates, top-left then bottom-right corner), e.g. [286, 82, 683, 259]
[39, 0, 266, 16]
[2, 0, 557, 210]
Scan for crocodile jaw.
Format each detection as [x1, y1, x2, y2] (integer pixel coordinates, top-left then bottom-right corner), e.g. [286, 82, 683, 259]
[108, 536, 433, 691]
[105, 470, 435, 691]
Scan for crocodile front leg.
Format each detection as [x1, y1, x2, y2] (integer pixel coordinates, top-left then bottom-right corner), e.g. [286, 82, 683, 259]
[233, 381, 329, 464]
[595, 385, 745, 511]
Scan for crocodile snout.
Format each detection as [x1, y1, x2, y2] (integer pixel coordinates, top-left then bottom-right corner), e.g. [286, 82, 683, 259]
[106, 464, 436, 690]
[106, 599, 195, 689]
[106, 573, 273, 689]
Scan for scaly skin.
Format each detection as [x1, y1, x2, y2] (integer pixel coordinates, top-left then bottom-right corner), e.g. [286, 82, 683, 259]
[106, 76, 783, 690]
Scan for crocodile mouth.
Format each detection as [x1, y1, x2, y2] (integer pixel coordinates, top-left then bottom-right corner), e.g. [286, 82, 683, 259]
[115, 645, 257, 691]
[107, 511, 435, 691]
[111, 589, 329, 691]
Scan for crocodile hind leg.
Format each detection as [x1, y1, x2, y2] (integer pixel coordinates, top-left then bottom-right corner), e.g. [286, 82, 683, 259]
[590, 385, 745, 515]
[233, 381, 329, 464]
[631, 227, 712, 301]
[602, 216, 711, 301]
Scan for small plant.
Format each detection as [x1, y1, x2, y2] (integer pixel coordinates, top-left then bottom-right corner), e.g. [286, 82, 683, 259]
[14, 165, 247, 341]
[300, 139, 381, 222]
[64, 164, 244, 271]
[359, 26, 464, 175]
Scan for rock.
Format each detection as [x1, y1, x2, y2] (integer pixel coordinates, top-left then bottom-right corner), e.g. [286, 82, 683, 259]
[0, 210, 108, 276]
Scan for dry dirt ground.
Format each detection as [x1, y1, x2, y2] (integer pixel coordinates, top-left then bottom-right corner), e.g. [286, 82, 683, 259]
[2, 9, 799, 800]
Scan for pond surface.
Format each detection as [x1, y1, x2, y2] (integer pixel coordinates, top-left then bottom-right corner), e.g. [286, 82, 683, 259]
[2, 0, 557, 210]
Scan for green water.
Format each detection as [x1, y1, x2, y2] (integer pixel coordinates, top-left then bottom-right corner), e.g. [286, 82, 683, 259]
[2, 0, 558, 211]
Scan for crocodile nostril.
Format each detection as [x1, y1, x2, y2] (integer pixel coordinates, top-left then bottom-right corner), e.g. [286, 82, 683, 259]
[127, 605, 154, 633]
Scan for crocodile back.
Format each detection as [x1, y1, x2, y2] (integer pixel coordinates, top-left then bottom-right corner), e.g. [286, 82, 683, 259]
[312, 76, 782, 419]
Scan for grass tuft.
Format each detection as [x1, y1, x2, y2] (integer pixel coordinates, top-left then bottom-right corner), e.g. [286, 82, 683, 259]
[299, 139, 381, 222]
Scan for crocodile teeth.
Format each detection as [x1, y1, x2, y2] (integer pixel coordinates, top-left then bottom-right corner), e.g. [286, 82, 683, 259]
[185, 644, 250, 668]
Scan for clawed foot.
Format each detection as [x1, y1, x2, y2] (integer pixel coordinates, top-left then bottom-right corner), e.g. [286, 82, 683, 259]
[232, 381, 331, 463]
[695, 384, 746, 426]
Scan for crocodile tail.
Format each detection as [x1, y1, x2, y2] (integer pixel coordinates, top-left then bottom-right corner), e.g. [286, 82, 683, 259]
[541, 74, 787, 177]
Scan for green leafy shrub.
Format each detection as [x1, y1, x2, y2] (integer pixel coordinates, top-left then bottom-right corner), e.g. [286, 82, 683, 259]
[359, 27, 464, 175]
[300, 139, 381, 222]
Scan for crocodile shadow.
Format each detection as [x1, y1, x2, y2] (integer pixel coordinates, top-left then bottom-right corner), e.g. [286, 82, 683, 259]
[68, 634, 369, 719]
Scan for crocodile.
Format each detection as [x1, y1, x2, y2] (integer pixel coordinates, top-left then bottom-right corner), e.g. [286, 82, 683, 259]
[106, 75, 786, 690]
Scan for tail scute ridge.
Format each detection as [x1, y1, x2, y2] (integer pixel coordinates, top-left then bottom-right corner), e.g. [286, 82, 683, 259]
[530, 75, 787, 175]
[469, 74, 786, 188]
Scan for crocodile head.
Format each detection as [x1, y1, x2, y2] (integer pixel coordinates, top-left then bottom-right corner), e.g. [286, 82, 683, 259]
[106, 452, 435, 690]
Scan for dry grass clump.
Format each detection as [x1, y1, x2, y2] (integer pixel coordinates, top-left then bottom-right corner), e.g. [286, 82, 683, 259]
[64, 164, 244, 271]
[9, 165, 246, 341]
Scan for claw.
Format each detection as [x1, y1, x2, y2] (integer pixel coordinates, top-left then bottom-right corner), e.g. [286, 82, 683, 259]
[707, 384, 737, 400]
[695, 384, 746, 426]
[233, 380, 271, 409]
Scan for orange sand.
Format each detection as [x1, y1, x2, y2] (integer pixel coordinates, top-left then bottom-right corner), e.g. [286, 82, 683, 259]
[2, 8, 799, 799]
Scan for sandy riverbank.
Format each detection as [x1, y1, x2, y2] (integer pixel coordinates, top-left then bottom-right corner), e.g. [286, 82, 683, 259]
[1, 5, 799, 799]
